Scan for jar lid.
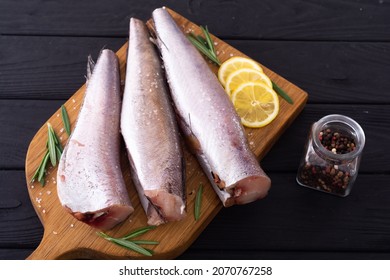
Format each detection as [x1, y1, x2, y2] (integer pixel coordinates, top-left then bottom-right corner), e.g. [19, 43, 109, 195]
[311, 114, 365, 162]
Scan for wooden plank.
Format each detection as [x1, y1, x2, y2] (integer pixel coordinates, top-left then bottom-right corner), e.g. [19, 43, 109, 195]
[0, 36, 125, 100]
[2, 99, 388, 172]
[2, 36, 390, 103]
[179, 250, 390, 260]
[1, 0, 389, 41]
[231, 41, 390, 104]
[0, 100, 64, 169]
[262, 104, 390, 174]
[0, 249, 36, 260]
[4, 248, 390, 260]
[24, 9, 307, 259]
[186, 173, 390, 253]
[0, 171, 43, 247]
[1, 172, 390, 259]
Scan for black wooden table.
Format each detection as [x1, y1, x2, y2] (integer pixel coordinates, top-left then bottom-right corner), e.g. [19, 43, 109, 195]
[1, 0, 390, 260]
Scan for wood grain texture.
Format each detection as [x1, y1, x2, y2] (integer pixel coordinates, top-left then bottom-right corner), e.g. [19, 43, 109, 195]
[1, 0, 389, 41]
[179, 250, 390, 260]
[0, 100, 64, 169]
[2, 37, 390, 103]
[0, 249, 36, 260]
[2, 100, 388, 172]
[192, 173, 390, 253]
[4, 171, 390, 259]
[0, 171, 43, 247]
[262, 104, 390, 174]
[0, 36, 126, 100]
[24, 9, 307, 259]
[232, 41, 390, 104]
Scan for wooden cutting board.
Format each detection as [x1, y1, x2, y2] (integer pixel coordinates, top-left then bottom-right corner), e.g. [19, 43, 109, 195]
[24, 8, 308, 259]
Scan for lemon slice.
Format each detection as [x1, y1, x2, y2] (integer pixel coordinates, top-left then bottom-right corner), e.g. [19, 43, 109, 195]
[218, 57, 263, 86]
[231, 82, 279, 128]
[225, 68, 272, 96]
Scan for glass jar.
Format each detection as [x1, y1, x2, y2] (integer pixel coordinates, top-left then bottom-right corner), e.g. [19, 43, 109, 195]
[296, 114, 365, 197]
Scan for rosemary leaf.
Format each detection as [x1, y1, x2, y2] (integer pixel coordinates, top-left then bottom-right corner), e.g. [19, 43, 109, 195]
[111, 239, 153, 256]
[47, 123, 57, 167]
[37, 151, 50, 183]
[131, 240, 159, 245]
[121, 225, 157, 240]
[144, 248, 155, 255]
[56, 142, 63, 153]
[272, 81, 293, 104]
[48, 124, 58, 145]
[30, 150, 49, 183]
[96, 231, 110, 239]
[188, 32, 221, 66]
[39, 177, 46, 186]
[195, 183, 203, 221]
[49, 124, 62, 149]
[61, 105, 71, 136]
[201, 26, 218, 61]
[55, 145, 62, 161]
[196, 34, 208, 46]
[30, 168, 39, 183]
[189, 32, 208, 47]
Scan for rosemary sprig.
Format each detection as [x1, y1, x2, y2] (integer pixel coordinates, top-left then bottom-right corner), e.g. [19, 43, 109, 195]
[97, 232, 153, 256]
[187, 26, 221, 66]
[194, 183, 203, 221]
[61, 105, 71, 136]
[97, 226, 159, 256]
[30, 123, 63, 186]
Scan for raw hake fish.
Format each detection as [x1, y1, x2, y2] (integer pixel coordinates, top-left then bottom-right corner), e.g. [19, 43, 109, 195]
[57, 49, 133, 230]
[121, 18, 185, 226]
[152, 8, 271, 207]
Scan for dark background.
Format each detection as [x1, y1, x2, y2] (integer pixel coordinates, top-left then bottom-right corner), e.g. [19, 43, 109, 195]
[1, 0, 390, 259]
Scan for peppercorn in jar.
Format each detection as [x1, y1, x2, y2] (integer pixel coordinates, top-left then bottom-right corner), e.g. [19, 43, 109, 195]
[296, 114, 365, 197]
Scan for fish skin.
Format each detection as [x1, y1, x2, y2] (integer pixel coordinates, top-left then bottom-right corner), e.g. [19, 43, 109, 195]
[121, 18, 186, 226]
[57, 49, 133, 230]
[152, 8, 271, 207]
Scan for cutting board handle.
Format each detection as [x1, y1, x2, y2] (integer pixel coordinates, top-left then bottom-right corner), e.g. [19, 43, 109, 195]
[27, 235, 126, 260]
[26, 231, 69, 260]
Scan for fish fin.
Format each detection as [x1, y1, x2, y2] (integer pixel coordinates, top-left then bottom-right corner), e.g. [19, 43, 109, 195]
[157, 34, 169, 52]
[149, 37, 157, 46]
[148, 21, 157, 39]
[149, 20, 169, 52]
[181, 156, 186, 203]
[145, 196, 166, 225]
[86, 55, 95, 81]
